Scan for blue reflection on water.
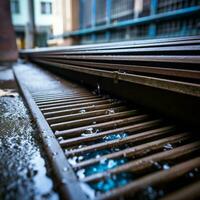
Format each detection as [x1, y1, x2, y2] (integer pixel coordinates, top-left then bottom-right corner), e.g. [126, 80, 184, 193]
[90, 172, 133, 192]
[85, 157, 128, 177]
[102, 133, 128, 141]
[76, 132, 134, 192]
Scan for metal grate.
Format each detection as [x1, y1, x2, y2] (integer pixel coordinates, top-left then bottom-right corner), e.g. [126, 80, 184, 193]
[15, 62, 200, 200]
[18, 37, 200, 199]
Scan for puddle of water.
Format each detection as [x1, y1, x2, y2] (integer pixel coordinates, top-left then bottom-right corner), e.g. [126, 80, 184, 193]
[102, 133, 128, 142]
[80, 172, 133, 198]
[68, 132, 129, 166]
[71, 132, 132, 194]
[83, 157, 128, 177]
[0, 94, 59, 200]
[90, 172, 133, 192]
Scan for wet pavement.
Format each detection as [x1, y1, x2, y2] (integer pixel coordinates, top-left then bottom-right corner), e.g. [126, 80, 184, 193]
[0, 66, 59, 200]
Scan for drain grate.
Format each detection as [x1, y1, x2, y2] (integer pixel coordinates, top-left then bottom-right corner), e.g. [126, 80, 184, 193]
[14, 64, 200, 200]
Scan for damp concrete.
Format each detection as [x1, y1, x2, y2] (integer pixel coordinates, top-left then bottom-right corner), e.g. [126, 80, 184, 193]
[0, 66, 59, 200]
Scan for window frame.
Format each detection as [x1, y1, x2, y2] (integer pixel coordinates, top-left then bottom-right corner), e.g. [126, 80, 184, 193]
[40, 1, 52, 15]
[11, 0, 20, 14]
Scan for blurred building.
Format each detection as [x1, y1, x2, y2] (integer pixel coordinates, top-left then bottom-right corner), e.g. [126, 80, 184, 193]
[11, 0, 52, 48]
[49, 0, 200, 46]
[48, 0, 79, 46]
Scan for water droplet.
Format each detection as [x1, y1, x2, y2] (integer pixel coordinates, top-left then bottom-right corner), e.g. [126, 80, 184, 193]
[97, 83, 100, 95]
[68, 156, 78, 165]
[107, 160, 117, 169]
[100, 157, 107, 164]
[163, 143, 173, 151]
[78, 156, 84, 162]
[77, 169, 85, 179]
[188, 172, 194, 177]
[106, 109, 115, 115]
[65, 149, 69, 154]
[57, 137, 63, 142]
[52, 152, 58, 157]
[86, 127, 94, 134]
[61, 178, 67, 184]
[194, 168, 199, 172]
[81, 127, 98, 136]
[163, 163, 170, 170]
[63, 167, 68, 172]
[153, 162, 162, 169]
[96, 155, 101, 159]
[114, 147, 120, 152]
[80, 109, 86, 114]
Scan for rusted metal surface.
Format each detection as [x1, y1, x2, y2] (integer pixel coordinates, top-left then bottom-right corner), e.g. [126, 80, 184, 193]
[97, 157, 200, 200]
[0, 0, 17, 62]
[20, 36, 200, 129]
[161, 180, 200, 200]
[13, 63, 200, 200]
[29, 59, 200, 97]
[20, 36, 200, 97]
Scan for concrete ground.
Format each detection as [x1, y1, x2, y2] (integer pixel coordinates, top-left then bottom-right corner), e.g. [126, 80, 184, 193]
[0, 65, 59, 200]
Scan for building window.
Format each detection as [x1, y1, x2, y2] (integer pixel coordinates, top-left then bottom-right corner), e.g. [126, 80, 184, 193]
[41, 2, 52, 14]
[11, 0, 20, 14]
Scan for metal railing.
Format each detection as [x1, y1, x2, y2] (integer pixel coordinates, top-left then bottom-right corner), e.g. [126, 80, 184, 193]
[75, 0, 200, 44]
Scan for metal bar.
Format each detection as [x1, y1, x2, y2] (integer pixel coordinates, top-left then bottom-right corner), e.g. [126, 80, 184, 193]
[161, 180, 200, 200]
[72, 133, 189, 169]
[40, 54, 200, 63]
[55, 114, 148, 138]
[47, 106, 127, 124]
[33, 93, 90, 100]
[51, 109, 138, 130]
[83, 141, 200, 183]
[65, 125, 174, 158]
[38, 96, 104, 109]
[34, 59, 200, 97]
[28, 45, 200, 55]
[44, 101, 122, 118]
[41, 99, 115, 112]
[21, 35, 200, 53]
[47, 59, 200, 80]
[63, 119, 162, 150]
[35, 94, 94, 103]
[37, 95, 99, 106]
[97, 157, 200, 200]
